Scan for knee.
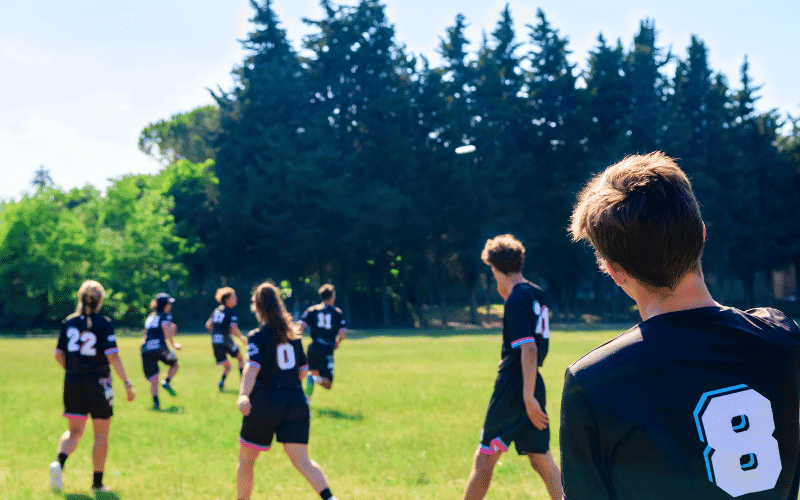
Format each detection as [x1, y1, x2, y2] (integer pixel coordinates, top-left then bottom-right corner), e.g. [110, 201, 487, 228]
[321, 380, 333, 390]
[68, 427, 85, 441]
[94, 433, 108, 444]
[472, 451, 497, 474]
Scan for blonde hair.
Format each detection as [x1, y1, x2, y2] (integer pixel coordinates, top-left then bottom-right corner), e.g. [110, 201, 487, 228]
[215, 286, 236, 305]
[76, 280, 105, 328]
[250, 282, 301, 344]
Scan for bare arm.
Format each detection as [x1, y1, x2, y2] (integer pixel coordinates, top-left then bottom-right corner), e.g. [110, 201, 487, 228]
[237, 363, 259, 415]
[55, 350, 66, 369]
[231, 324, 247, 346]
[107, 351, 135, 401]
[204, 316, 213, 333]
[335, 328, 347, 349]
[162, 322, 181, 350]
[521, 342, 548, 430]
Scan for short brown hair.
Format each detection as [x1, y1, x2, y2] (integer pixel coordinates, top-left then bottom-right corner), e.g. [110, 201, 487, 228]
[250, 282, 301, 343]
[481, 234, 525, 274]
[215, 286, 235, 305]
[569, 152, 704, 289]
[318, 284, 335, 301]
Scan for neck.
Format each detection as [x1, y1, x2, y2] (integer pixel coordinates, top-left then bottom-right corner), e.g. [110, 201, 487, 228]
[633, 271, 717, 321]
[506, 273, 527, 288]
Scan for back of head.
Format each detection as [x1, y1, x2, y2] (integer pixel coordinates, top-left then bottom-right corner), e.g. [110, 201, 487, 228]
[318, 284, 335, 302]
[152, 293, 174, 313]
[215, 286, 236, 305]
[251, 282, 300, 343]
[76, 280, 105, 328]
[570, 152, 704, 289]
[481, 234, 525, 274]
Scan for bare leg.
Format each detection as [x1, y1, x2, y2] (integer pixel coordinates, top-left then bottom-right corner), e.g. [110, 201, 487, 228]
[166, 361, 179, 380]
[150, 377, 159, 397]
[528, 451, 563, 500]
[237, 445, 259, 500]
[463, 449, 501, 500]
[91, 418, 111, 473]
[283, 443, 330, 493]
[236, 350, 245, 371]
[320, 378, 333, 390]
[58, 418, 87, 455]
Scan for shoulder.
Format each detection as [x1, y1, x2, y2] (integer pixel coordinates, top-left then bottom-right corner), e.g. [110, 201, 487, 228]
[568, 325, 644, 379]
[63, 313, 80, 324]
[743, 307, 800, 336]
[95, 315, 113, 327]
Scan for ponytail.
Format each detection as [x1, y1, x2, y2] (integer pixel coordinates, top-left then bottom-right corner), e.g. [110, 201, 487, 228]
[76, 280, 105, 329]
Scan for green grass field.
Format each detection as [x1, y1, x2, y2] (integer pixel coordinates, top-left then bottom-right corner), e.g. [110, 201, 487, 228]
[0, 328, 621, 499]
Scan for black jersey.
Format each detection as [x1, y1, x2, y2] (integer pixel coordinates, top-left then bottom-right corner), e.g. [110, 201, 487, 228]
[498, 282, 550, 373]
[560, 306, 800, 500]
[246, 326, 308, 390]
[56, 313, 118, 377]
[211, 306, 238, 343]
[300, 304, 346, 346]
[142, 312, 173, 352]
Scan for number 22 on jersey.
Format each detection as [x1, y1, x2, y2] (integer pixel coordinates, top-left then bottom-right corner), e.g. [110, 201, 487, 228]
[694, 385, 781, 497]
[66, 327, 97, 356]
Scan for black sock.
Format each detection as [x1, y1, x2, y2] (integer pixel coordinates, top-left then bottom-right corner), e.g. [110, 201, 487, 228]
[153, 395, 160, 406]
[165, 377, 171, 384]
[239, 366, 243, 376]
[221, 373, 227, 382]
[58, 453, 68, 469]
[93, 471, 103, 488]
[319, 488, 333, 500]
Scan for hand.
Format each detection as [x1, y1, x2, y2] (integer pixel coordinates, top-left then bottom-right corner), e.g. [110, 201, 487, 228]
[524, 393, 549, 430]
[126, 387, 135, 402]
[173, 343, 182, 350]
[238, 395, 251, 416]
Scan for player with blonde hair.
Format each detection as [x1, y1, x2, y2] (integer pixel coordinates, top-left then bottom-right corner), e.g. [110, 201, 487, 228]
[205, 286, 247, 391]
[50, 280, 135, 493]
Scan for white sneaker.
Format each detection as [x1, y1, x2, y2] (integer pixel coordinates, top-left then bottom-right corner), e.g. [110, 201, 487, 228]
[92, 485, 111, 493]
[49, 461, 62, 493]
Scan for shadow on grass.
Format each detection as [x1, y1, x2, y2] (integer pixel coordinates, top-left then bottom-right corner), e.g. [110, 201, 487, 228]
[312, 407, 364, 421]
[65, 492, 120, 500]
[152, 405, 184, 414]
[219, 388, 239, 395]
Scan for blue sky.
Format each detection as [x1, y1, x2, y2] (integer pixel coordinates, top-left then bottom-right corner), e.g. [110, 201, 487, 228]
[1, 0, 798, 200]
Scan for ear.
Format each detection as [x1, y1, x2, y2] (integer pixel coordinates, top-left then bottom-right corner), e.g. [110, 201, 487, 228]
[605, 261, 629, 287]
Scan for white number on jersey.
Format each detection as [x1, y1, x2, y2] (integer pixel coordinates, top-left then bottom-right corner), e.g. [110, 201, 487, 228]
[66, 327, 97, 356]
[212, 310, 226, 323]
[144, 315, 160, 329]
[317, 313, 333, 330]
[276, 343, 296, 370]
[694, 385, 781, 497]
[533, 302, 550, 339]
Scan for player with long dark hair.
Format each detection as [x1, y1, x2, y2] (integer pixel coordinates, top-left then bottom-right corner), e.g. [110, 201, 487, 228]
[50, 280, 135, 494]
[236, 282, 339, 500]
[140, 293, 181, 410]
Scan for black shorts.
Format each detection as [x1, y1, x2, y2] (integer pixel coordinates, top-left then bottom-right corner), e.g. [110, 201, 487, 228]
[141, 349, 178, 381]
[479, 371, 549, 455]
[239, 387, 310, 450]
[307, 341, 334, 381]
[63, 373, 114, 420]
[212, 335, 240, 364]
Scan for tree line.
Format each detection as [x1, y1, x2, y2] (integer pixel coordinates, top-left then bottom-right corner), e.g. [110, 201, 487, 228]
[3, 0, 800, 330]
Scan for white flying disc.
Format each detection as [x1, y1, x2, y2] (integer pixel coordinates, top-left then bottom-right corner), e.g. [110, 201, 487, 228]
[455, 145, 476, 154]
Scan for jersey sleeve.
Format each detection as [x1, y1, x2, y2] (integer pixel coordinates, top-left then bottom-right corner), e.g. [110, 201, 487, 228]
[163, 313, 173, 324]
[246, 330, 263, 369]
[560, 369, 612, 500]
[505, 293, 536, 349]
[338, 311, 347, 331]
[103, 321, 119, 356]
[56, 321, 68, 354]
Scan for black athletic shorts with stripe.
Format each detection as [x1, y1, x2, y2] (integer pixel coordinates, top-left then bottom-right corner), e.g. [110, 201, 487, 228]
[63, 372, 114, 420]
[239, 387, 310, 451]
[141, 348, 177, 381]
[307, 341, 335, 381]
[479, 371, 549, 455]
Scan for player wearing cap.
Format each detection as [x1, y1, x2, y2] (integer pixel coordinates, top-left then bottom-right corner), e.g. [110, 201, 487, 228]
[236, 282, 339, 500]
[561, 152, 800, 499]
[299, 284, 347, 396]
[205, 287, 248, 391]
[462, 234, 562, 500]
[140, 292, 181, 410]
[50, 280, 135, 494]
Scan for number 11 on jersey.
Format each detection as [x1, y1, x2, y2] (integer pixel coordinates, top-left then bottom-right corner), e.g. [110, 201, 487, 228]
[693, 385, 781, 497]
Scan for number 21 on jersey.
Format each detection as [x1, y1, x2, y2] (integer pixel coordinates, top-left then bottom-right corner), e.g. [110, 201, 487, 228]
[693, 385, 781, 497]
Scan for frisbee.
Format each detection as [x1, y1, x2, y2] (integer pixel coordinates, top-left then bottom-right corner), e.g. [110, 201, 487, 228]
[455, 145, 476, 154]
